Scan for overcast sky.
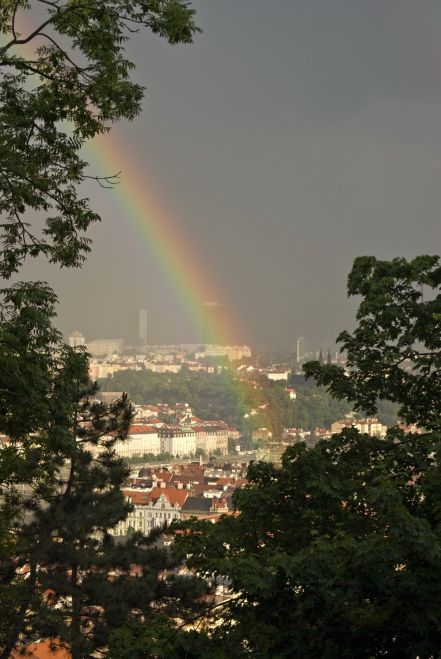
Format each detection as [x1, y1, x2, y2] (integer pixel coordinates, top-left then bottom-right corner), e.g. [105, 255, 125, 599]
[23, 0, 441, 347]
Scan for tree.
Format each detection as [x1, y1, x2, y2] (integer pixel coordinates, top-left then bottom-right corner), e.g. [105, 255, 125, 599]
[0, 298, 207, 657]
[0, 1, 201, 655]
[175, 255, 441, 657]
[177, 429, 441, 658]
[0, 0, 199, 277]
[304, 255, 441, 430]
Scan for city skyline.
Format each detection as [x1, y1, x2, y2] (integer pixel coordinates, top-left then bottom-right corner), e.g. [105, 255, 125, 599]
[22, 0, 441, 347]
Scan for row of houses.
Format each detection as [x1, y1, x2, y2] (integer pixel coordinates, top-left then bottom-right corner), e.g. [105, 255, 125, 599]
[282, 417, 388, 444]
[110, 462, 247, 536]
[111, 488, 232, 536]
[330, 417, 388, 437]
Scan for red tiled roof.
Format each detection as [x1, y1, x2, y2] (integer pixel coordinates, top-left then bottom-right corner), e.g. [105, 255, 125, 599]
[216, 477, 235, 485]
[128, 425, 159, 434]
[189, 483, 207, 496]
[149, 487, 188, 508]
[11, 640, 71, 658]
[152, 471, 173, 483]
[170, 474, 201, 485]
[123, 490, 151, 506]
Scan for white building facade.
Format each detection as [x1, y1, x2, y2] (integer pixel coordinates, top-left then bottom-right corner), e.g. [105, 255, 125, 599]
[111, 488, 188, 537]
[159, 427, 196, 457]
[113, 426, 161, 458]
[194, 424, 229, 455]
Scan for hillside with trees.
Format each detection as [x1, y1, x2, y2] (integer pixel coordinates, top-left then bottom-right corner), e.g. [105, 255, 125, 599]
[100, 369, 356, 437]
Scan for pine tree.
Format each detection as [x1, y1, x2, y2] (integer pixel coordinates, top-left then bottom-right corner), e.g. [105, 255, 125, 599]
[0, 291, 207, 657]
[0, 2, 203, 656]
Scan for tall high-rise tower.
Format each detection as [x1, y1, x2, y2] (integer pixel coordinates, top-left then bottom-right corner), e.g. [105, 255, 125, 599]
[200, 301, 223, 345]
[138, 308, 148, 345]
[296, 337, 304, 365]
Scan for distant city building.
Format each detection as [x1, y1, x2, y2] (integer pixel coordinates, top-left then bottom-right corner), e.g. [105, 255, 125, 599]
[159, 426, 196, 457]
[113, 425, 161, 458]
[331, 418, 387, 438]
[138, 308, 148, 345]
[86, 338, 124, 357]
[112, 488, 188, 536]
[89, 361, 142, 379]
[296, 337, 304, 364]
[194, 423, 229, 455]
[195, 345, 252, 361]
[200, 301, 224, 344]
[68, 330, 86, 348]
[266, 370, 290, 382]
[144, 362, 182, 374]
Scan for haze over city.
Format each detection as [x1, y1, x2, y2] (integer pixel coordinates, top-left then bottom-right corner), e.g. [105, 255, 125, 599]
[21, 0, 441, 346]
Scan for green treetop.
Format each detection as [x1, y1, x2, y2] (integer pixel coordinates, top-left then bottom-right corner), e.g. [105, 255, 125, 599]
[304, 255, 441, 430]
[0, 2, 203, 656]
[174, 256, 441, 658]
[0, 0, 199, 276]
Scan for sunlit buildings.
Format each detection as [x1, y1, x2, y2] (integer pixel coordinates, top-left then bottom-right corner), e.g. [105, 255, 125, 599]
[113, 426, 161, 458]
[68, 330, 86, 348]
[112, 488, 188, 536]
[331, 418, 387, 438]
[194, 345, 252, 361]
[86, 338, 124, 357]
[194, 423, 229, 455]
[159, 426, 196, 458]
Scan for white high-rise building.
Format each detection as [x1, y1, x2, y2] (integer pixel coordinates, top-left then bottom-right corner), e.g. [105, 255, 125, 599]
[200, 301, 223, 344]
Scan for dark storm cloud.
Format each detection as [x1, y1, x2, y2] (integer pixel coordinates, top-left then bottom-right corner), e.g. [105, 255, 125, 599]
[23, 0, 441, 347]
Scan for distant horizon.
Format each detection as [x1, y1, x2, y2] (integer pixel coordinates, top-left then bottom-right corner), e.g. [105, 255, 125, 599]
[65, 327, 340, 358]
[24, 0, 441, 346]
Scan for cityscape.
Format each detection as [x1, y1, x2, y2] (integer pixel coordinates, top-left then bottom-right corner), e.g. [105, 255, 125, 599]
[66, 316, 391, 461]
[1, 2, 441, 658]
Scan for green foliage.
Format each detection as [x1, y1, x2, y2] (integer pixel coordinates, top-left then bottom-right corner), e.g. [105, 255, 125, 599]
[125, 451, 174, 464]
[0, 0, 199, 277]
[101, 369, 251, 427]
[102, 369, 353, 437]
[0, 290, 208, 657]
[304, 255, 441, 430]
[108, 616, 224, 659]
[177, 429, 441, 658]
[173, 255, 441, 656]
[0, 2, 201, 656]
[370, 398, 399, 427]
[290, 385, 351, 430]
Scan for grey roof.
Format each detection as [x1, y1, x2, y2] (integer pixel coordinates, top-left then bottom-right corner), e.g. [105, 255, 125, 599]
[181, 496, 212, 514]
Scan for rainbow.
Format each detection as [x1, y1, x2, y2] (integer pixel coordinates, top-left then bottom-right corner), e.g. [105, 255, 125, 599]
[84, 134, 238, 345]
[2, 21, 242, 347]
